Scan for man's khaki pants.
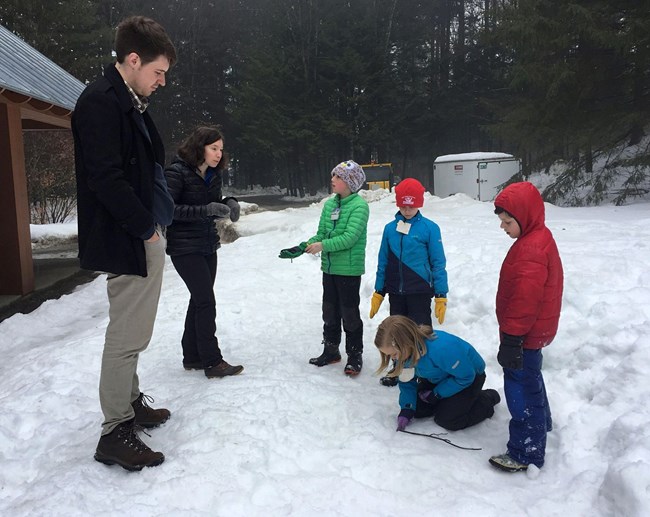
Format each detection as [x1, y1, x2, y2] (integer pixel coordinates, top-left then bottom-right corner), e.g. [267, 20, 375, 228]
[99, 232, 166, 435]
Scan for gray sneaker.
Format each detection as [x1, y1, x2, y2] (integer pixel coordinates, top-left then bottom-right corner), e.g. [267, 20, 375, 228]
[489, 453, 528, 472]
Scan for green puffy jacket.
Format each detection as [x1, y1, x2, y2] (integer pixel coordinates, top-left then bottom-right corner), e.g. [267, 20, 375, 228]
[307, 193, 369, 276]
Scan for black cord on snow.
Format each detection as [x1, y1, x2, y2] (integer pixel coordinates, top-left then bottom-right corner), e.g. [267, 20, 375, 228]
[398, 429, 482, 450]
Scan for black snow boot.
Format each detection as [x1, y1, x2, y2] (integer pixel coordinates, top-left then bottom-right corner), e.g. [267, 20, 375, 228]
[379, 360, 398, 386]
[309, 340, 341, 366]
[344, 353, 363, 376]
[484, 389, 501, 406]
[344, 333, 363, 375]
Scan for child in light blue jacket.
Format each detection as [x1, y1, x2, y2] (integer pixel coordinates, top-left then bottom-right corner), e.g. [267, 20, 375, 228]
[370, 178, 448, 386]
[375, 315, 500, 432]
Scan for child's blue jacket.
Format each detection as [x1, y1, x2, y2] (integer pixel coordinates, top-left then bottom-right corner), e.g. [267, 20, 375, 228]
[398, 330, 486, 411]
[374, 211, 448, 296]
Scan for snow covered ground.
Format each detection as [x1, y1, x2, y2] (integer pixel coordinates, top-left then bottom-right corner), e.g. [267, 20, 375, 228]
[2, 188, 649, 516]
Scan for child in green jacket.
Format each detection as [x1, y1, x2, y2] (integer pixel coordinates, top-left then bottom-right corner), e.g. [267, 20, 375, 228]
[280, 160, 370, 375]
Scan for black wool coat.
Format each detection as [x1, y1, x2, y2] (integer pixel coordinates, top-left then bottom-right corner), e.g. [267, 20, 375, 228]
[72, 63, 166, 276]
[164, 157, 232, 257]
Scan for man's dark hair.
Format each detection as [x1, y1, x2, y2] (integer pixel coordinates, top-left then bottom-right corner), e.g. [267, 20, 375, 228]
[115, 16, 177, 66]
[178, 125, 229, 170]
[494, 206, 512, 216]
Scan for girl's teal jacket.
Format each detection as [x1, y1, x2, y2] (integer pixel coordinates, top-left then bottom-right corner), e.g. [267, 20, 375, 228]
[307, 193, 369, 276]
[398, 330, 486, 411]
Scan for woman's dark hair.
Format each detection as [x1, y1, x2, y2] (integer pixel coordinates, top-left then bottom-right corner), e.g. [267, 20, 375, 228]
[177, 125, 229, 170]
[115, 16, 177, 66]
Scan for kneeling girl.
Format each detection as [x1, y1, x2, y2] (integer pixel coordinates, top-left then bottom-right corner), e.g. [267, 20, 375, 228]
[375, 315, 500, 432]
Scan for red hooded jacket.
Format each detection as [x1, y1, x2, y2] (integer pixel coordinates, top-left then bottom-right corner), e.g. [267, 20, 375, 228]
[494, 182, 563, 349]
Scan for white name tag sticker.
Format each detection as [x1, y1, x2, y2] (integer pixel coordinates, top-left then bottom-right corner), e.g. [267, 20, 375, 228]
[397, 220, 411, 234]
[399, 368, 415, 382]
[331, 208, 340, 221]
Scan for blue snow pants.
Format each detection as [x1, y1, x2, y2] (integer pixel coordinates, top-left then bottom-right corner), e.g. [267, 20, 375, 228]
[503, 348, 552, 468]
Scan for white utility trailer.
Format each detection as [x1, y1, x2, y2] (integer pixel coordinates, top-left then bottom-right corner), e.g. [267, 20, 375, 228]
[432, 152, 520, 201]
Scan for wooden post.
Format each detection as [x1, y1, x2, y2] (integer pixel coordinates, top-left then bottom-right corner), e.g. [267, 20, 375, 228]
[0, 103, 34, 295]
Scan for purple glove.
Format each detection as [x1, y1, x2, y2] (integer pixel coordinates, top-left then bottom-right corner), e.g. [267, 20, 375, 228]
[397, 416, 410, 432]
[396, 409, 415, 431]
[418, 390, 441, 405]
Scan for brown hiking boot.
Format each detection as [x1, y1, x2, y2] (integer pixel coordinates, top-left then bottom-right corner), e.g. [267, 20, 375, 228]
[132, 393, 170, 429]
[205, 360, 244, 378]
[94, 419, 164, 471]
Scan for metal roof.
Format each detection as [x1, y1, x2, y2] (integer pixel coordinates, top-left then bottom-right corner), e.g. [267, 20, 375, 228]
[0, 24, 85, 111]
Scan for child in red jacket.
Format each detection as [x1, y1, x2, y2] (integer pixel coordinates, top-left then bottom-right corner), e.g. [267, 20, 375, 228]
[489, 182, 563, 473]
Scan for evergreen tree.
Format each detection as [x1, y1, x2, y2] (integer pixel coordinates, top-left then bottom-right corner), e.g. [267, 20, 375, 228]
[484, 0, 650, 204]
[0, 0, 111, 80]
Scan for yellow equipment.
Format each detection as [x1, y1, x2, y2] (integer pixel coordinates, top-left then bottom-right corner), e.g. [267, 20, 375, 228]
[360, 162, 395, 190]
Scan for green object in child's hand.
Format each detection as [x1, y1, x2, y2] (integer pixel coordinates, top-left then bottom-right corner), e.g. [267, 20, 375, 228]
[279, 242, 307, 259]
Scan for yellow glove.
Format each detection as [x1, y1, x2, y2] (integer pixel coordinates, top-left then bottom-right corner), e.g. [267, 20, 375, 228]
[369, 292, 385, 319]
[434, 297, 447, 324]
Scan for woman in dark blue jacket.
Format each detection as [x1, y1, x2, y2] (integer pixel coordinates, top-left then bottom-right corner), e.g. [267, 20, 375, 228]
[375, 315, 500, 431]
[164, 125, 243, 378]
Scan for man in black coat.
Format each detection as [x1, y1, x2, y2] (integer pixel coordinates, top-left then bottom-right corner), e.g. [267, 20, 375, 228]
[72, 16, 176, 471]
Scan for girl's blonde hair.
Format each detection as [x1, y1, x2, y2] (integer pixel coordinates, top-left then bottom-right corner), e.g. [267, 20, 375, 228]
[374, 315, 435, 378]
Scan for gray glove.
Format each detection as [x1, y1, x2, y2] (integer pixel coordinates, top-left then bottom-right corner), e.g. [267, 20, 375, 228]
[226, 198, 240, 222]
[205, 202, 231, 219]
